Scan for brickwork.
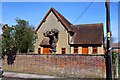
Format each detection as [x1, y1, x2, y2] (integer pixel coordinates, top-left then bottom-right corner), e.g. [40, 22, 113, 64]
[3, 54, 106, 78]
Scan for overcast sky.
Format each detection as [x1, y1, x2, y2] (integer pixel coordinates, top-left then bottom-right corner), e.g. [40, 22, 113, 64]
[1, 2, 119, 42]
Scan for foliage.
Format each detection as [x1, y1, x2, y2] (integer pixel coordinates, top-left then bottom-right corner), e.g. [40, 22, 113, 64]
[2, 24, 16, 64]
[0, 35, 2, 56]
[112, 51, 117, 64]
[14, 18, 37, 53]
[2, 18, 37, 64]
[0, 24, 2, 56]
[119, 63, 120, 79]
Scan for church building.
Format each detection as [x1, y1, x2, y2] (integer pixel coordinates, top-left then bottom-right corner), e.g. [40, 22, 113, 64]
[34, 8, 104, 54]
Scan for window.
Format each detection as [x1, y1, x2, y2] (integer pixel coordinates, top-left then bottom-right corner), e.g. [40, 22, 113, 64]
[74, 47, 78, 54]
[61, 48, 66, 54]
[92, 47, 97, 54]
[38, 48, 41, 54]
[82, 47, 88, 54]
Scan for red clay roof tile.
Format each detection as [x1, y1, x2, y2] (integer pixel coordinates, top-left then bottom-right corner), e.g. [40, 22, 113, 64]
[70, 23, 104, 45]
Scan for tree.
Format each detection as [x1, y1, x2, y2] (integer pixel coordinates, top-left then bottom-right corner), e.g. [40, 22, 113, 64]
[14, 18, 36, 53]
[2, 18, 37, 65]
[0, 35, 2, 56]
[2, 24, 16, 64]
[0, 23, 3, 56]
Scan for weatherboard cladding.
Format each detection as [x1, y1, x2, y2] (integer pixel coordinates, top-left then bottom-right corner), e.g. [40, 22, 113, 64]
[36, 8, 104, 45]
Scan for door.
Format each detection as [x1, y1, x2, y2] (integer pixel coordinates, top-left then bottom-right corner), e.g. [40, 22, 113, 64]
[82, 47, 88, 54]
[74, 47, 78, 54]
[38, 48, 41, 54]
[43, 47, 51, 54]
[61, 48, 66, 54]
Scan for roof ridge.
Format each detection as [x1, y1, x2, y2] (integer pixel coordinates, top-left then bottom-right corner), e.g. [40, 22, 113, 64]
[73, 23, 103, 26]
[51, 8, 74, 31]
[51, 8, 72, 24]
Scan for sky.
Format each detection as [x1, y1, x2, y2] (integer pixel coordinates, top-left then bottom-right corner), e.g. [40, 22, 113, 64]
[0, 0, 119, 2]
[0, 2, 119, 42]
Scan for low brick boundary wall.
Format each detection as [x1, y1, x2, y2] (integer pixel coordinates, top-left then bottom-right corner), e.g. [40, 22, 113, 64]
[3, 54, 106, 78]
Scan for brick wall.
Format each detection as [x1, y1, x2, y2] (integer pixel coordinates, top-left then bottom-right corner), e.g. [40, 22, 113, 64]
[3, 54, 106, 78]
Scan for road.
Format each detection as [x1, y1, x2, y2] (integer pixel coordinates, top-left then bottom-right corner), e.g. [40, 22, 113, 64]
[2, 77, 45, 80]
[2, 77, 23, 80]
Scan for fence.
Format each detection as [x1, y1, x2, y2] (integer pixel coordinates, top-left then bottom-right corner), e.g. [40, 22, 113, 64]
[3, 54, 106, 78]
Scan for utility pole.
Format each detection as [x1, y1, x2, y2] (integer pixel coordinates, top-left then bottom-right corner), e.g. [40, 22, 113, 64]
[105, 0, 112, 79]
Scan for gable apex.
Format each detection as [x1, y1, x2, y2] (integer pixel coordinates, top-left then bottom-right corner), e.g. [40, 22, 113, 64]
[36, 8, 74, 32]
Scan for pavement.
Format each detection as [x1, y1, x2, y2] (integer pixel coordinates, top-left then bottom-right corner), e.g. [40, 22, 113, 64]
[3, 72, 58, 79]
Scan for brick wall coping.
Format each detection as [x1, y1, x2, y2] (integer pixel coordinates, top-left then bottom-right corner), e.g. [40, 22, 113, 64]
[16, 53, 105, 56]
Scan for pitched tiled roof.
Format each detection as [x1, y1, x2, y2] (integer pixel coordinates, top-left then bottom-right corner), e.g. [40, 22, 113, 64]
[112, 43, 120, 49]
[70, 23, 104, 45]
[36, 8, 74, 33]
[40, 38, 50, 46]
[111, 43, 120, 53]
